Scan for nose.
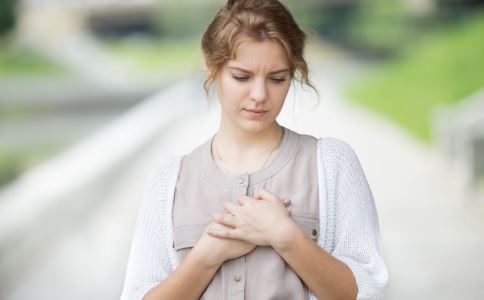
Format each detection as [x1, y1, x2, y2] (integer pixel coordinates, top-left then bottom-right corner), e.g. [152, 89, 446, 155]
[249, 78, 267, 103]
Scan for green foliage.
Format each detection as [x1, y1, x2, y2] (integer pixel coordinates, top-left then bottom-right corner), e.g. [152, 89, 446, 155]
[286, 0, 418, 55]
[285, 1, 329, 35]
[0, 0, 18, 35]
[347, 12, 484, 142]
[153, 3, 222, 37]
[346, 0, 415, 55]
[0, 149, 22, 188]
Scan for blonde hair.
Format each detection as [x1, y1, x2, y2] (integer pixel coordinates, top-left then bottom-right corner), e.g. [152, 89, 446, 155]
[201, 0, 318, 99]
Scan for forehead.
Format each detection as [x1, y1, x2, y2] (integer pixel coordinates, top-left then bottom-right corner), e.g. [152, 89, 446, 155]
[228, 35, 289, 71]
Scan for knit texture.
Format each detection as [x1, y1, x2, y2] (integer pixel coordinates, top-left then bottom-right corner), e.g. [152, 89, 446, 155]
[120, 137, 388, 300]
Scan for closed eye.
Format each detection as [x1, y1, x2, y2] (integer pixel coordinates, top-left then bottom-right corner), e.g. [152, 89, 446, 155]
[232, 75, 287, 83]
[270, 78, 286, 84]
[232, 75, 249, 81]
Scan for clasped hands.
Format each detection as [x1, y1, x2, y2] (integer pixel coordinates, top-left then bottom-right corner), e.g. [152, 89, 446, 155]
[207, 188, 293, 248]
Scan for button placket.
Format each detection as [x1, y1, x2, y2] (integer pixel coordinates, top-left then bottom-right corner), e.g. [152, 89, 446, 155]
[231, 173, 248, 299]
[233, 173, 249, 203]
[232, 256, 246, 297]
[237, 173, 249, 188]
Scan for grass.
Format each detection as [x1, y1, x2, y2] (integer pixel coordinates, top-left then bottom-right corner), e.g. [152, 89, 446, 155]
[0, 42, 65, 76]
[346, 12, 484, 142]
[0, 143, 65, 189]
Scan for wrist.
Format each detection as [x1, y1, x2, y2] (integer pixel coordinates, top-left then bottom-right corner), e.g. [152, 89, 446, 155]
[267, 216, 299, 251]
[189, 245, 223, 271]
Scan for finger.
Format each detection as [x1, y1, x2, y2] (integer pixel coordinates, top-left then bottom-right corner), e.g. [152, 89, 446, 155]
[223, 201, 241, 215]
[207, 228, 246, 240]
[282, 198, 291, 207]
[207, 229, 229, 238]
[207, 221, 233, 231]
[212, 212, 238, 228]
[255, 188, 280, 202]
[237, 196, 251, 205]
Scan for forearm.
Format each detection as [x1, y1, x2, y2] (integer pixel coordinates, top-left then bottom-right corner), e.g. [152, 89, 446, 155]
[271, 221, 357, 300]
[143, 250, 221, 300]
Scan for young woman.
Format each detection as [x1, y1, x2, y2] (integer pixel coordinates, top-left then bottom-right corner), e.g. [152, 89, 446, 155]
[120, 1, 388, 299]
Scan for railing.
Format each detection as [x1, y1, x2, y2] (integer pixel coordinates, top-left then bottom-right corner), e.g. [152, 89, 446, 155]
[0, 77, 203, 296]
[431, 88, 484, 192]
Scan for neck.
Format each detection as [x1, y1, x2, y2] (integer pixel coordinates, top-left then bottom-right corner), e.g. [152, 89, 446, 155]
[214, 119, 284, 162]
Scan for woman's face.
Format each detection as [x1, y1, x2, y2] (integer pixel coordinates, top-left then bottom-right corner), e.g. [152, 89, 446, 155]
[214, 35, 291, 133]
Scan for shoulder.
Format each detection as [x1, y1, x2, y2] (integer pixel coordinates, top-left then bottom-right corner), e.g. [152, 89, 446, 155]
[150, 156, 182, 175]
[143, 156, 182, 188]
[317, 137, 360, 164]
[286, 127, 358, 163]
[145, 136, 211, 183]
[287, 129, 360, 166]
[286, 127, 318, 153]
[316, 137, 366, 181]
[137, 156, 182, 216]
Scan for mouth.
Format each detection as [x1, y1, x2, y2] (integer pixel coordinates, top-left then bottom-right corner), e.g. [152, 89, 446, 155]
[244, 109, 268, 117]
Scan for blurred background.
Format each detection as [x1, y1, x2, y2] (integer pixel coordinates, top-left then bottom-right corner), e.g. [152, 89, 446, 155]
[0, 0, 483, 299]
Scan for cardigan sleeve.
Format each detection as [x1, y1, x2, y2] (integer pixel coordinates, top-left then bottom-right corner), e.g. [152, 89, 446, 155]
[120, 159, 179, 300]
[322, 138, 388, 300]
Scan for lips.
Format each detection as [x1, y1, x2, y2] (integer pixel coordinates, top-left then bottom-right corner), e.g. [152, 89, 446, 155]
[245, 109, 268, 113]
[244, 109, 268, 117]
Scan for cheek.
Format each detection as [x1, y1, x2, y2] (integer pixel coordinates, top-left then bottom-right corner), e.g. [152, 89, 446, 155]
[217, 78, 239, 115]
[271, 84, 290, 107]
[222, 76, 239, 92]
[219, 77, 247, 105]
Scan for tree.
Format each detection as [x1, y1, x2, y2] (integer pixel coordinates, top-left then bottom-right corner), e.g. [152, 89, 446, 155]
[0, 0, 18, 36]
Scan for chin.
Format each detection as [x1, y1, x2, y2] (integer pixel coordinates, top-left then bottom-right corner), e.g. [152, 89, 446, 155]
[239, 119, 274, 133]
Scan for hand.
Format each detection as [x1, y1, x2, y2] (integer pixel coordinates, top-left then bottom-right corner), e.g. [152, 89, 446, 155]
[208, 188, 293, 247]
[191, 221, 256, 268]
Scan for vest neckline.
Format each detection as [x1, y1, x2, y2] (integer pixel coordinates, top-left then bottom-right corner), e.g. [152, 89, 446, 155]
[198, 125, 299, 187]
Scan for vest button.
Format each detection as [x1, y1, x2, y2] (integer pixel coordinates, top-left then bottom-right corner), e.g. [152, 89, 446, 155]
[234, 275, 242, 282]
[238, 177, 245, 184]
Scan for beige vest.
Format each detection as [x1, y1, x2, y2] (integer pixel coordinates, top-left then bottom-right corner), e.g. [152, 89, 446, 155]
[173, 126, 320, 299]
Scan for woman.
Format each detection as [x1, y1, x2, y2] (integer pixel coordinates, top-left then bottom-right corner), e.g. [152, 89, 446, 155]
[120, 0, 388, 299]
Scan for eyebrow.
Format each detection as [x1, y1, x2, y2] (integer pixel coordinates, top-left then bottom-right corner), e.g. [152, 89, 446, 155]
[228, 66, 290, 75]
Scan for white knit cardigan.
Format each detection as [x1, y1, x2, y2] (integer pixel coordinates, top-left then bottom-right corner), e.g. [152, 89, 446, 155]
[120, 137, 388, 300]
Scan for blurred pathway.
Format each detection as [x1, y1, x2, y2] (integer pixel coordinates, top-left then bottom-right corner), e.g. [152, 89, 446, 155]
[4, 42, 484, 300]
[288, 58, 484, 299]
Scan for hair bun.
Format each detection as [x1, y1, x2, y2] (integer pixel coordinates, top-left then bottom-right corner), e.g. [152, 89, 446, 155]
[227, 0, 265, 9]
